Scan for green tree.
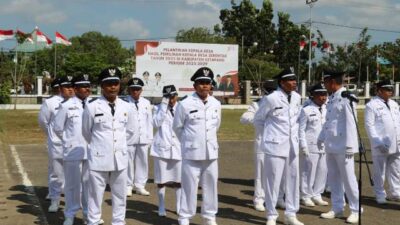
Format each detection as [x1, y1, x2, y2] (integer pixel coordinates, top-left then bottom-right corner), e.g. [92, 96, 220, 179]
[175, 27, 235, 44]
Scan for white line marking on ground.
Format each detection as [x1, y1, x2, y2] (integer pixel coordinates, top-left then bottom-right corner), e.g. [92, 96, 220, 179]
[10, 145, 49, 225]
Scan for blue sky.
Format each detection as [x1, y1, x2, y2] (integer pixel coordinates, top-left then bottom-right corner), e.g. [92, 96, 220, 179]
[0, 0, 399, 50]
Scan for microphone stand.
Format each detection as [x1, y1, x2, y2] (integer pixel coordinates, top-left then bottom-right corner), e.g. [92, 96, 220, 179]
[348, 98, 374, 225]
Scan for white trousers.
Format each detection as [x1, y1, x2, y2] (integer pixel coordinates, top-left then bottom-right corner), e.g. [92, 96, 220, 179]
[264, 154, 299, 219]
[88, 169, 127, 225]
[49, 157, 64, 201]
[127, 144, 149, 189]
[300, 153, 327, 199]
[178, 159, 218, 225]
[326, 153, 359, 213]
[372, 153, 400, 199]
[254, 153, 265, 205]
[63, 160, 89, 218]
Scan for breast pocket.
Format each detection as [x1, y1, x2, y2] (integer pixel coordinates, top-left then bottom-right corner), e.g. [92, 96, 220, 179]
[67, 111, 79, 122]
[94, 116, 106, 129]
[189, 112, 204, 125]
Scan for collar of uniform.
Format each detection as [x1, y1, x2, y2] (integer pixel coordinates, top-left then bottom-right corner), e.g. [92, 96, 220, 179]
[99, 95, 120, 105]
[193, 92, 209, 103]
[375, 96, 390, 105]
[333, 87, 346, 99]
[127, 95, 140, 103]
[277, 87, 291, 104]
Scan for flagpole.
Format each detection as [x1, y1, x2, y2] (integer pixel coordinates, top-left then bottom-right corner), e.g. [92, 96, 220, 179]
[34, 27, 38, 78]
[54, 42, 57, 78]
[13, 32, 19, 110]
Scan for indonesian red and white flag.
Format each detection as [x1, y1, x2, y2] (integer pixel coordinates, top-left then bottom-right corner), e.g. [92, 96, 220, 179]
[311, 41, 318, 48]
[45, 35, 53, 46]
[0, 29, 14, 41]
[55, 32, 71, 46]
[299, 40, 307, 51]
[322, 41, 331, 53]
[36, 29, 48, 43]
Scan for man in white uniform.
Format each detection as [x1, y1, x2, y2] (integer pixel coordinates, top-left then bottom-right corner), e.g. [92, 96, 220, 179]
[173, 67, 221, 225]
[82, 67, 134, 225]
[54, 74, 93, 225]
[254, 68, 303, 225]
[126, 77, 153, 196]
[38, 77, 61, 201]
[151, 85, 182, 216]
[240, 80, 276, 212]
[39, 76, 75, 212]
[298, 83, 329, 207]
[364, 79, 400, 203]
[318, 70, 360, 224]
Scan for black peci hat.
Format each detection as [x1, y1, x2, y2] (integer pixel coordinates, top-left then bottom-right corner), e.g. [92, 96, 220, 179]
[376, 79, 394, 90]
[190, 67, 214, 83]
[273, 68, 296, 81]
[309, 83, 327, 94]
[162, 85, 178, 97]
[98, 66, 122, 84]
[72, 74, 91, 87]
[59, 75, 74, 87]
[322, 70, 345, 80]
[128, 78, 144, 88]
[51, 77, 61, 88]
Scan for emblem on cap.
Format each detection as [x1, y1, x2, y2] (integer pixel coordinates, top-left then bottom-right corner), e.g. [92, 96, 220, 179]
[290, 67, 294, 73]
[67, 76, 73, 81]
[203, 69, 210, 77]
[109, 69, 116, 76]
[84, 74, 89, 81]
[133, 80, 138, 85]
[166, 87, 171, 93]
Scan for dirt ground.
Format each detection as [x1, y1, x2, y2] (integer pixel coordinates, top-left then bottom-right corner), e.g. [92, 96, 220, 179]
[1, 141, 399, 225]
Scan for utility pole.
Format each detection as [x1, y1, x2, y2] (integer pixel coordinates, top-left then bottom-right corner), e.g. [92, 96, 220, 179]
[306, 0, 318, 84]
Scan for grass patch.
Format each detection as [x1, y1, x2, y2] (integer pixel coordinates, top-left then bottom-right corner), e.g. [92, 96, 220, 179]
[0, 110, 45, 144]
[0, 109, 369, 144]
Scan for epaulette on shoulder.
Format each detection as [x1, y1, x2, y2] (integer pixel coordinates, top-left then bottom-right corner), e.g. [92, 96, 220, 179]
[254, 98, 261, 103]
[61, 98, 68, 104]
[179, 95, 188, 101]
[89, 97, 98, 103]
[120, 97, 129, 103]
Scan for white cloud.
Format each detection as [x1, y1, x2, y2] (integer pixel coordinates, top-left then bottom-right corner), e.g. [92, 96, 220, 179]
[108, 18, 150, 39]
[166, 0, 221, 35]
[0, 0, 67, 24]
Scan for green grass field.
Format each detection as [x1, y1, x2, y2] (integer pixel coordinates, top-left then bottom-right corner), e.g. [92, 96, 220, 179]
[0, 109, 367, 146]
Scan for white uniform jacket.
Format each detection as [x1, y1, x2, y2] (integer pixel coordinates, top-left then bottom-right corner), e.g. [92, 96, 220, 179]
[365, 96, 400, 156]
[318, 87, 358, 154]
[299, 101, 326, 153]
[254, 88, 301, 157]
[240, 98, 266, 154]
[150, 103, 181, 160]
[173, 93, 221, 160]
[126, 96, 153, 145]
[53, 96, 89, 161]
[38, 95, 63, 158]
[82, 96, 134, 171]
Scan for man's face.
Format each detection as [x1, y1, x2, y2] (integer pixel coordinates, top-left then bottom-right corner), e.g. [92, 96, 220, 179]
[155, 75, 161, 81]
[280, 78, 297, 92]
[169, 95, 178, 107]
[129, 87, 142, 100]
[101, 81, 120, 99]
[60, 85, 75, 98]
[312, 92, 328, 106]
[216, 76, 221, 82]
[377, 88, 393, 101]
[143, 75, 149, 81]
[226, 77, 231, 83]
[194, 80, 212, 99]
[74, 85, 91, 100]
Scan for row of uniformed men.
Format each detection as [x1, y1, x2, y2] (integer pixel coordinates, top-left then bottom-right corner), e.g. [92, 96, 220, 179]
[38, 66, 222, 225]
[240, 68, 400, 225]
